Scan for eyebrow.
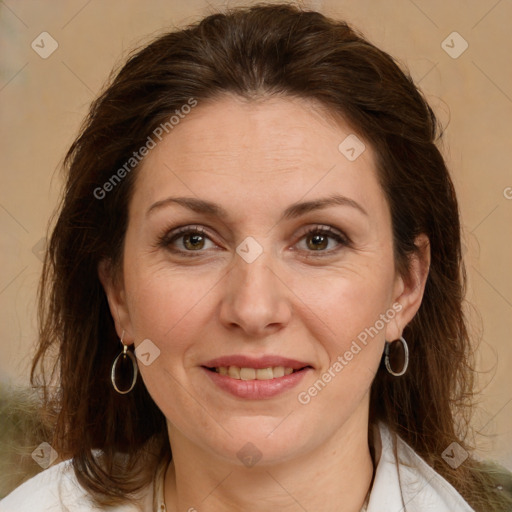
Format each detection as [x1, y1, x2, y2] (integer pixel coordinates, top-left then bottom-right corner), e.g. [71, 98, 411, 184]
[146, 193, 368, 220]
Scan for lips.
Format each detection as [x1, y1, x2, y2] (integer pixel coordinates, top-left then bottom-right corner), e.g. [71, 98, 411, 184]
[201, 355, 313, 399]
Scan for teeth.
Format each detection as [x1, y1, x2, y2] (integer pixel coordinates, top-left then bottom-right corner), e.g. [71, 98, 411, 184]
[228, 366, 240, 379]
[215, 366, 299, 380]
[272, 366, 285, 378]
[240, 368, 255, 381]
[256, 368, 273, 380]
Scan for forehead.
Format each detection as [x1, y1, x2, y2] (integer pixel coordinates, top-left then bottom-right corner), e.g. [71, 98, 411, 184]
[146, 96, 365, 167]
[131, 95, 385, 221]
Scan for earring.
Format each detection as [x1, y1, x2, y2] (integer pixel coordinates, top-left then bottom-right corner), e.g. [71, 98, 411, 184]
[384, 336, 409, 377]
[111, 331, 138, 394]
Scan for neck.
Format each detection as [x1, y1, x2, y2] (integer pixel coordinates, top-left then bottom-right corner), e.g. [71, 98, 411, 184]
[164, 404, 374, 512]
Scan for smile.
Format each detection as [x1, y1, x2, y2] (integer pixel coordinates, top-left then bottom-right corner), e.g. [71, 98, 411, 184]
[201, 362, 312, 399]
[209, 366, 300, 380]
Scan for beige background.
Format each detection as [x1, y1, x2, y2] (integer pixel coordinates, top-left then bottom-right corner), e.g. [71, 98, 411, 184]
[1, 0, 511, 468]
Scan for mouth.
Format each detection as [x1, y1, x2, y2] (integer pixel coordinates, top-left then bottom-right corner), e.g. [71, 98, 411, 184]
[200, 356, 313, 399]
[203, 365, 311, 380]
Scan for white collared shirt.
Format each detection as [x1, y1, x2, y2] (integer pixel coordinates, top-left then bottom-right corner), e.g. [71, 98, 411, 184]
[365, 422, 475, 511]
[0, 422, 475, 511]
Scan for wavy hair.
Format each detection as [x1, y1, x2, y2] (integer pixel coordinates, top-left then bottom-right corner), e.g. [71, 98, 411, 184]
[32, 3, 510, 510]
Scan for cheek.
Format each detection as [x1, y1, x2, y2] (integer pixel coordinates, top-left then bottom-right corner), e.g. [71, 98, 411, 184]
[125, 265, 215, 339]
[291, 271, 391, 423]
[286, 262, 394, 358]
[122, 265, 218, 412]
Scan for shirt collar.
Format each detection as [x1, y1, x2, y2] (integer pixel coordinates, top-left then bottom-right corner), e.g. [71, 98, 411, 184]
[366, 422, 475, 512]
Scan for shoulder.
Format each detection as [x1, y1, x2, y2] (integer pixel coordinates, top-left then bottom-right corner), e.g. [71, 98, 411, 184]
[395, 431, 475, 511]
[1, 460, 82, 512]
[0, 460, 149, 512]
[370, 422, 476, 512]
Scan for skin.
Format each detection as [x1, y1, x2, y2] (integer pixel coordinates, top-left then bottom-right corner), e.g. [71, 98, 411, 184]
[99, 95, 430, 512]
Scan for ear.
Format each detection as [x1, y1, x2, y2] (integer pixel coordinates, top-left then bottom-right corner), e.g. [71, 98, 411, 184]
[385, 234, 431, 341]
[98, 258, 134, 344]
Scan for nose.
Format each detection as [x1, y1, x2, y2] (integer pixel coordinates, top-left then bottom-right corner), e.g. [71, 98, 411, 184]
[219, 249, 292, 338]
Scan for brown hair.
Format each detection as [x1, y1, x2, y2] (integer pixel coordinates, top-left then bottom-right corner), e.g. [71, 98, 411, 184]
[32, 3, 510, 510]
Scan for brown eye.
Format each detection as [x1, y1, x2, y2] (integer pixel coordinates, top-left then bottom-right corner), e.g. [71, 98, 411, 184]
[158, 226, 216, 254]
[296, 226, 349, 255]
[306, 233, 329, 251]
[183, 233, 206, 250]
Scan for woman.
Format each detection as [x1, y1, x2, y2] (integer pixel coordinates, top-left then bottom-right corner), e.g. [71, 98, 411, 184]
[1, 3, 510, 511]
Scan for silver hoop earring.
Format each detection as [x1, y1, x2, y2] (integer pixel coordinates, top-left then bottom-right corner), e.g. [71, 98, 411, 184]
[111, 333, 138, 394]
[384, 336, 409, 377]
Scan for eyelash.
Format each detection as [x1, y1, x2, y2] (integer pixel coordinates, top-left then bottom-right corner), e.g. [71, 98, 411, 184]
[156, 224, 350, 258]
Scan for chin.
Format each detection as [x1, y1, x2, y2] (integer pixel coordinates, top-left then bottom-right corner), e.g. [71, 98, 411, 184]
[202, 417, 318, 466]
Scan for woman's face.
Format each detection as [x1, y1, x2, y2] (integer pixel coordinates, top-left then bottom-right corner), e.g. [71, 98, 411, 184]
[102, 95, 425, 466]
